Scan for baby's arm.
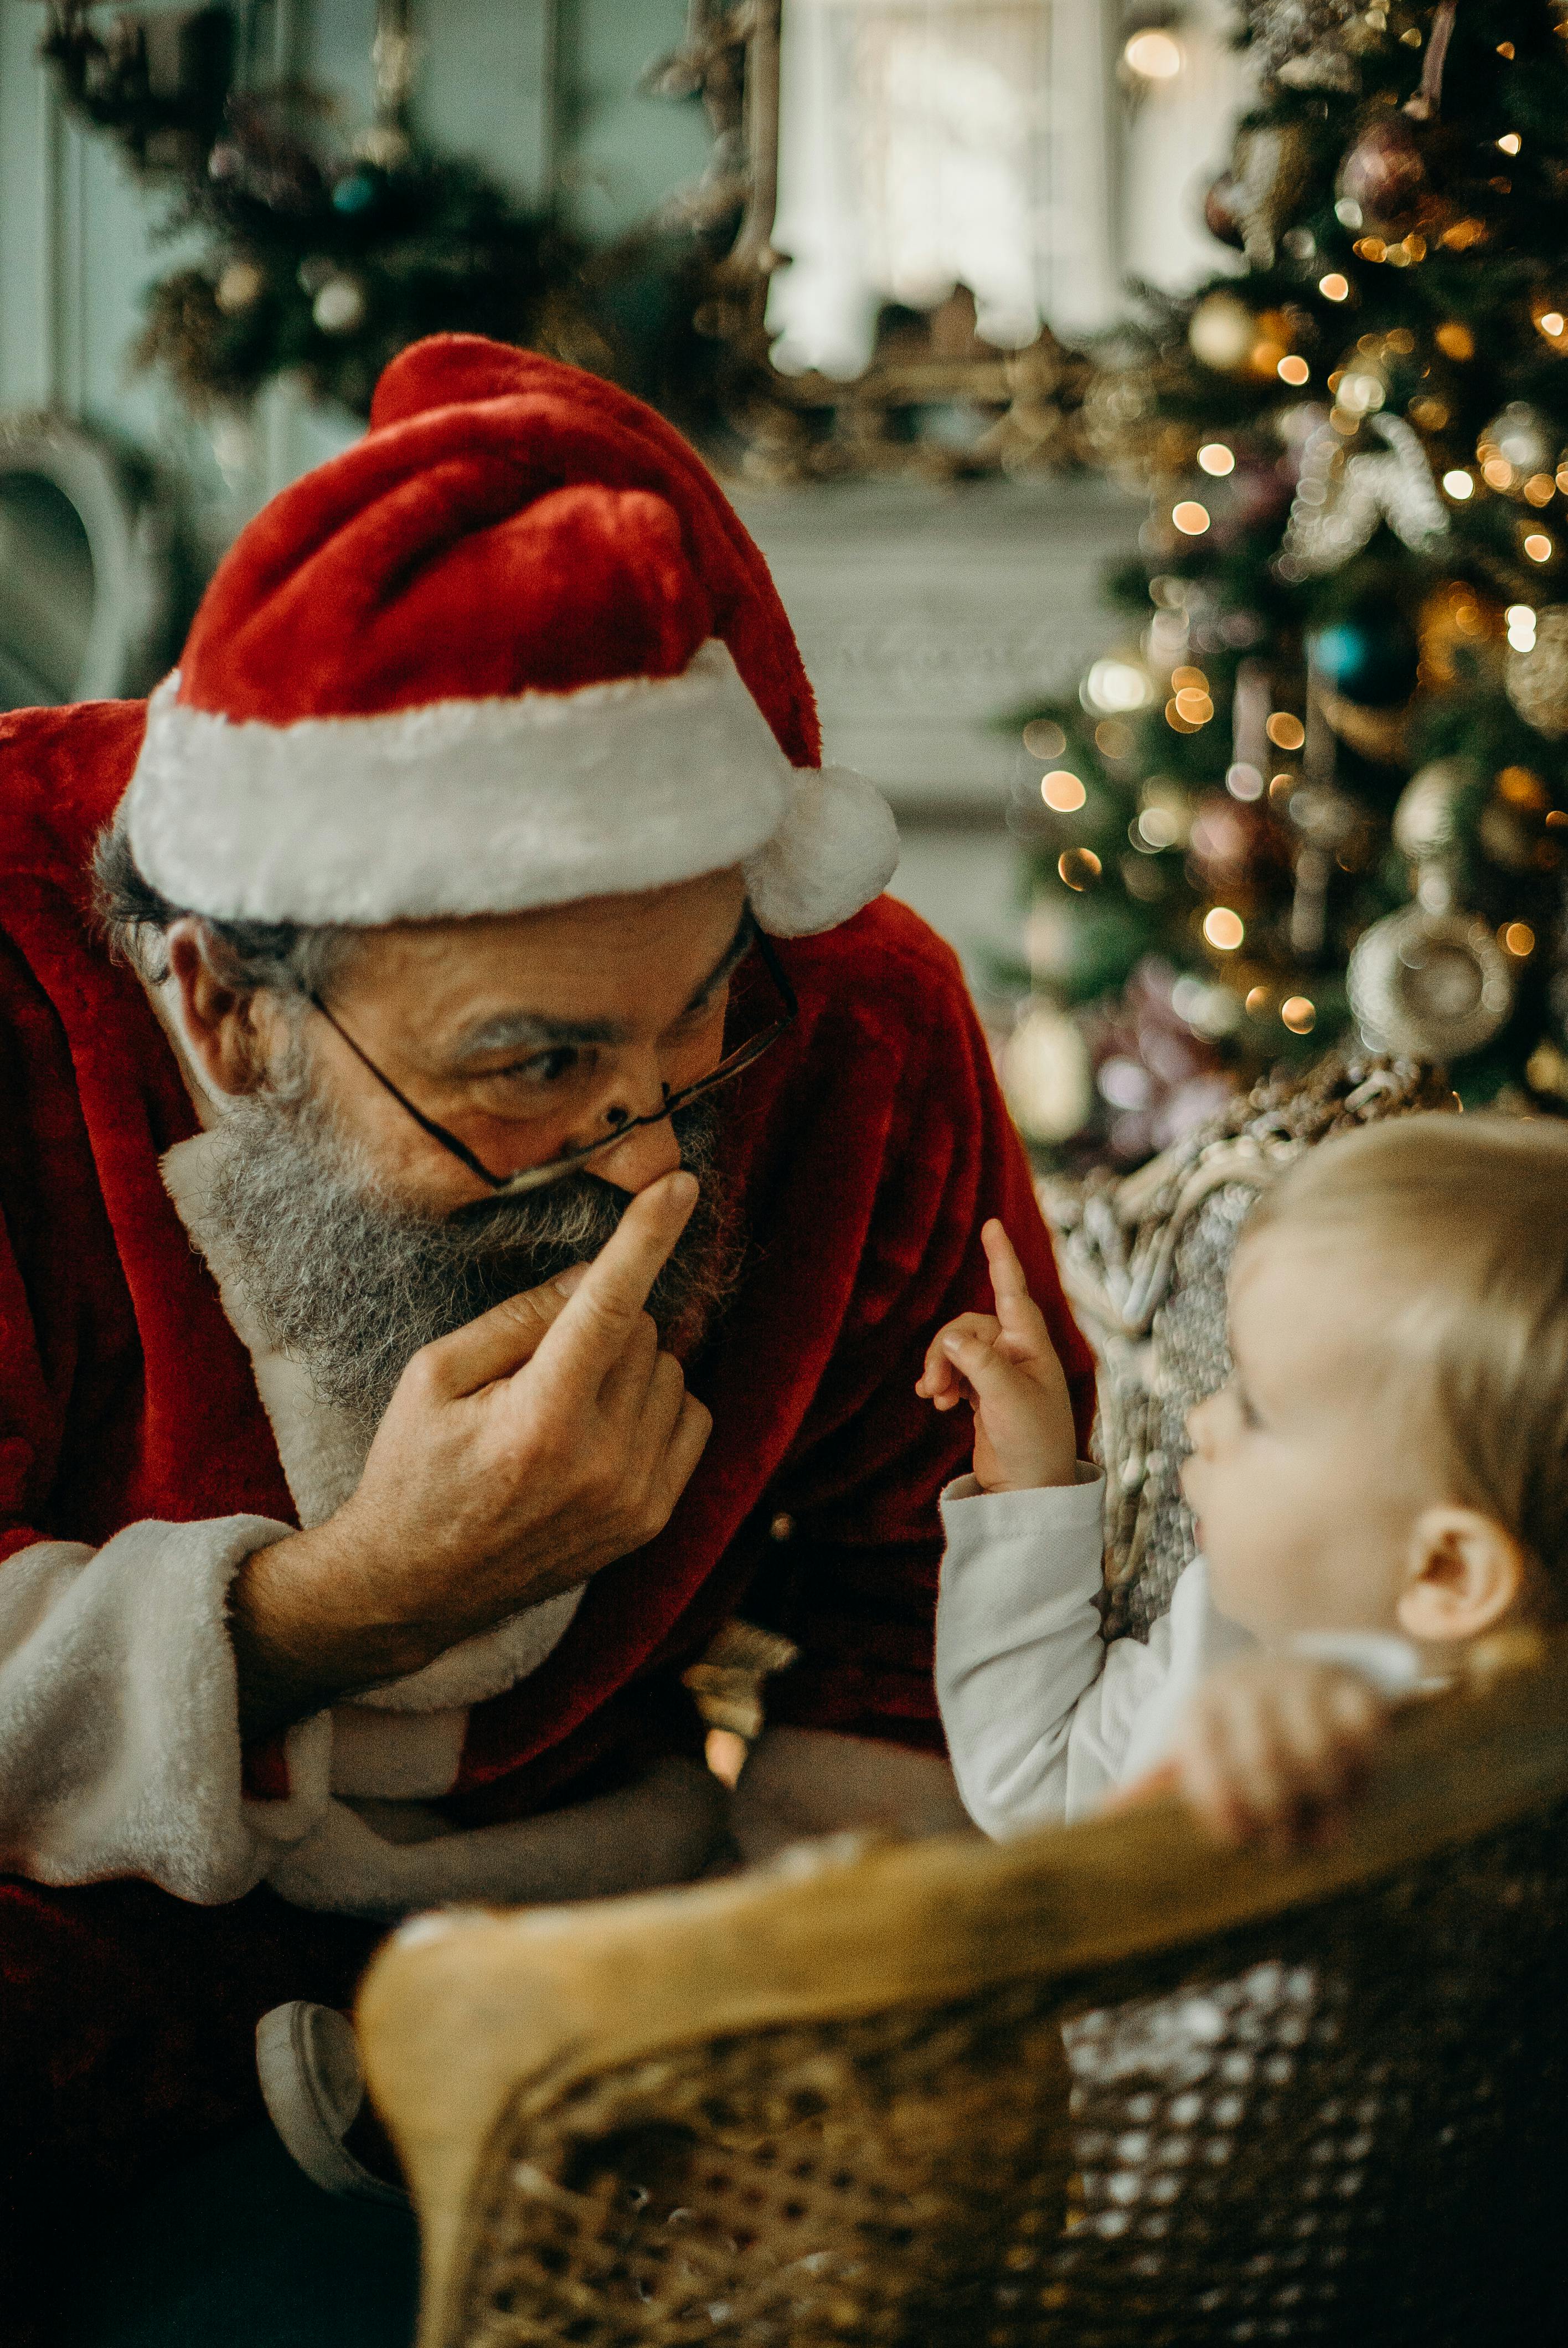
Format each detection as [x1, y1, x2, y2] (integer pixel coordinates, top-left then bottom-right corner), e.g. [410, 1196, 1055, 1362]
[926, 1221, 1192, 1835]
[937, 1477, 1185, 1833]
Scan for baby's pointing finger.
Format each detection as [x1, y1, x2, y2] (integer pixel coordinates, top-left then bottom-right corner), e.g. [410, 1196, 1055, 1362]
[982, 1221, 1049, 1344]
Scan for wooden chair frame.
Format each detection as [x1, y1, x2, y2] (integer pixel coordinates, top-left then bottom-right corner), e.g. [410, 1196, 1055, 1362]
[359, 1629, 1568, 2347]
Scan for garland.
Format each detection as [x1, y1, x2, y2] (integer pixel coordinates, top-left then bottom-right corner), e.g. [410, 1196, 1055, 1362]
[39, 4, 603, 417]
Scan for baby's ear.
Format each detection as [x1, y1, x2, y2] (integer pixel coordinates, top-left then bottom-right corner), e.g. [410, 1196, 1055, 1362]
[1395, 1506, 1525, 1646]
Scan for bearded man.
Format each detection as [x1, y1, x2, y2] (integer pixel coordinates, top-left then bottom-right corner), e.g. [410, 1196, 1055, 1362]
[0, 336, 1092, 2319]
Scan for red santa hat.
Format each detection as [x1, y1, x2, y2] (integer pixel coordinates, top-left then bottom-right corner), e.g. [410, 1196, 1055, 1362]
[122, 335, 897, 935]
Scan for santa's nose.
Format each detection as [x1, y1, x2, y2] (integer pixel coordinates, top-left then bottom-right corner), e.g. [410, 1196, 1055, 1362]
[591, 1105, 685, 1194]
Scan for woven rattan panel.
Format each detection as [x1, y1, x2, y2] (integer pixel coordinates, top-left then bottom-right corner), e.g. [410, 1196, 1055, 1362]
[1044, 1053, 1454, 1645]
[443, 1797, 1568, 2348]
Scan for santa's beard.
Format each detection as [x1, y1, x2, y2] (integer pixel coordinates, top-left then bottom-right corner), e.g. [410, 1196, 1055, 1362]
[195, 1038, 739, 1436]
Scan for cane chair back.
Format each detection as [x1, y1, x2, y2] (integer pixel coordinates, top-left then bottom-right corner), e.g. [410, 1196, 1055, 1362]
[359, 1631, 1568, 2348]
[1041, 1050, 1454, 1638]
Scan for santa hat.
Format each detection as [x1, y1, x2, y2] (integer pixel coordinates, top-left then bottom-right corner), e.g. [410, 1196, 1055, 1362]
[122, 336, 897, 935]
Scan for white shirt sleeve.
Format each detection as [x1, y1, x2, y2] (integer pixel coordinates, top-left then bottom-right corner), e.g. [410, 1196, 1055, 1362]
[0, 1516, 332, 1903]
[936, 1474, 1251, 1836]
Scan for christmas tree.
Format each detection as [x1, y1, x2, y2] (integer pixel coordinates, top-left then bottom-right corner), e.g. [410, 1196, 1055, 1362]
[1005, 0, 1568, 1168]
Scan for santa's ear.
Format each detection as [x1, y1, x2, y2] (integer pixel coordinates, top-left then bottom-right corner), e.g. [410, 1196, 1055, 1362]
[166, 918, 273, 1097]
[1395, 1506, 1525, 1646]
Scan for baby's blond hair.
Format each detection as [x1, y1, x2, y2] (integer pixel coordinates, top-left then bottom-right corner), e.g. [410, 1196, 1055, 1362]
[1245, 1112, 1568, 1589]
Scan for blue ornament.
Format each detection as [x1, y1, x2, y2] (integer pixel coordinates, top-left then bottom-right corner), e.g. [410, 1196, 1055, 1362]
[1307, 612, 1417, 708]
[332, 171, 380, 217]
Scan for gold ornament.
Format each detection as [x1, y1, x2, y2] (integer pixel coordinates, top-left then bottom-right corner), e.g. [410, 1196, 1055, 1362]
[1188, 292, 1256, 373]
[1003, 1002, 1094, 1144]
[1313, 685, 1409, 763]
[1417, 582, 1503, 688]
[214, 260, 265, 315]
[1506, 606, 1568, 738]
[1479, 766, 1551, 872]
[1478, 401, 1552, 489]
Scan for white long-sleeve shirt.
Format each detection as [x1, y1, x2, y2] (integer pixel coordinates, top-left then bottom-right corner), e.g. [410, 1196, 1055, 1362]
[936, 1470, 1427, 1839]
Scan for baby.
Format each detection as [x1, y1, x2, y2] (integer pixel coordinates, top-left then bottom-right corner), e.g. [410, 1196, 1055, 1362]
[921, 1112, 1568, 1850]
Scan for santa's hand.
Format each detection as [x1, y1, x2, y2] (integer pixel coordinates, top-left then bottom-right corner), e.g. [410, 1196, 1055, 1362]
[1166, 1655, 1389, 1853]
[230, 1172, 711, 1735]
[916, 1220, 1077, 1491]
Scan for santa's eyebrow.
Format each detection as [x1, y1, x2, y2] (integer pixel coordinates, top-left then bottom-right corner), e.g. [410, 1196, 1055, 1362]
[449, 909, 754, 1064]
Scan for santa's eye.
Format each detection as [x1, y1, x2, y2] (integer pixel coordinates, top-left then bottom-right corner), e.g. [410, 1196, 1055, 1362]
[477, 1044, 599, 1109]
[526, 1047, 583, 1085]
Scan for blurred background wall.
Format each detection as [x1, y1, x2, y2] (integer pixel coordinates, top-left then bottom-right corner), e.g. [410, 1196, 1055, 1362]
[0, 0, 1249, 984]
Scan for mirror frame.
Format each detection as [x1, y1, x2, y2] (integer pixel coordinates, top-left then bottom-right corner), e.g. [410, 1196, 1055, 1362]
[0, 411, 179, 706]
[648, 0, 1091, 485]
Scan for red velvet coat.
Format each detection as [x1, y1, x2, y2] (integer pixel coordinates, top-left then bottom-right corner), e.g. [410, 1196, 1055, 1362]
[0, 695, 1093, 2264]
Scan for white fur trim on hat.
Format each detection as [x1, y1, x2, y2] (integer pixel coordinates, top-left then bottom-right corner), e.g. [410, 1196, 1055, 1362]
[122, 641, 898, 935]
[746, 763, 899, 937]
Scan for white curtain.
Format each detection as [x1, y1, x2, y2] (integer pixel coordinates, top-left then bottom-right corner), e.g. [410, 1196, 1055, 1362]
[766, 0, 1122, 379]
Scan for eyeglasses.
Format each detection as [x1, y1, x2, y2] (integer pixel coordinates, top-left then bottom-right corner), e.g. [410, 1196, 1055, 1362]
[307, 919, 798, 1196]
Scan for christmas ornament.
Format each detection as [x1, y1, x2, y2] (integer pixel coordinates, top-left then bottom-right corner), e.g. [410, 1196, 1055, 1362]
[1506, 607, 1568, 738]
[1392, 758, 1475, 868]
[213, 259, 264, 315]
[311, 274, 367, 335]
[1347, 906, 1514, 1062]
[1335, 0, 1458, 232]
[1307, 610, 1419, 707]
[1280, 415, 1448, 575]
[1337, 115, 1430, 235]
[1477, 403, 1552, 486]
[1082, 961, 1234, 1166]
[1477, 799, 1540, 872]
[1313, 687, 1408, 763]
[1203, 173, 1247, 252]
[1418, 582, 1503, 688]
[1188, 292, 1256, 374]
[1227, 123, 1313, 266]
[1003, 1002, 1094, 1143]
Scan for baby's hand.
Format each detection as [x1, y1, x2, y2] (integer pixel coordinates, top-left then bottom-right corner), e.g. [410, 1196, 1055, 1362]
[1160, 1655, 1390, 1852]
[916, 1220, 1077, 1491]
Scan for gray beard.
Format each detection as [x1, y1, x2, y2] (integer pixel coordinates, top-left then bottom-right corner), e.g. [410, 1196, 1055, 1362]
[196, 1044, 738, 1435]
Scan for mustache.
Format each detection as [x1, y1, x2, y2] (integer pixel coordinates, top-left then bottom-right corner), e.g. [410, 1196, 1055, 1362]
[440, 1100, 723, 1254]
[195, 1058, 739, 1435]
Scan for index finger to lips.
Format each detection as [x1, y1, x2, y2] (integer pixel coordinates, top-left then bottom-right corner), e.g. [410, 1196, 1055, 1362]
[530, 1171, 698, 1398]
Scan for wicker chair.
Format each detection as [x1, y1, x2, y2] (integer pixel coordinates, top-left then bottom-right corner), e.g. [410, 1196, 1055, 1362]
[1040, 1049, 1454, 1637]
[359, 1629, 1568, 2348]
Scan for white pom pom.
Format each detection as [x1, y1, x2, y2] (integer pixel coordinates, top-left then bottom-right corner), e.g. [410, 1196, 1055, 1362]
[744, 764, 900, 937]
